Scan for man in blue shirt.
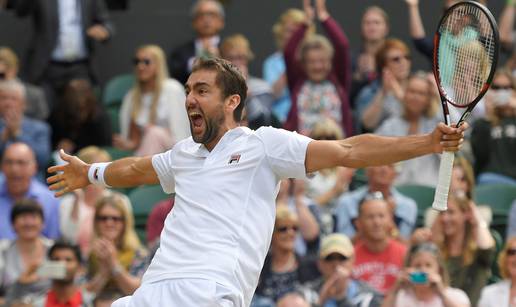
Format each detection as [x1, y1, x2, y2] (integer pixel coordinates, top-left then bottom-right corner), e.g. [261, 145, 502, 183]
[334, 164, 417, 240]
[0, 142, 60, 239]
[0, 80, 51, 175]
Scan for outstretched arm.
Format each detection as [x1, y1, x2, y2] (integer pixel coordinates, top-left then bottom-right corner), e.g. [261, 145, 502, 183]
[499, 1, 515, 51]
[47, 150, 159, 197]
[305, 122, 466, 172]
[405, 0, 426, 39]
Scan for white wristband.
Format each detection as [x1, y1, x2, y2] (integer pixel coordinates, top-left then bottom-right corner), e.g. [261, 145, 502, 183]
[88, 162, 112, 188]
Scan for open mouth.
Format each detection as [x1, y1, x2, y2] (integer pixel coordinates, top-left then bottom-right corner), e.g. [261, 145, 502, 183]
[189, 112, 204, 129]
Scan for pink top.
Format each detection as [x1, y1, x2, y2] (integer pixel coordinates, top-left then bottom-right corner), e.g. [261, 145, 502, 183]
[395, 287, 471, 307]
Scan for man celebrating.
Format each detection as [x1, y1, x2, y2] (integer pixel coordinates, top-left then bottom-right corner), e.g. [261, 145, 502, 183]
[48, 57, 465, 307]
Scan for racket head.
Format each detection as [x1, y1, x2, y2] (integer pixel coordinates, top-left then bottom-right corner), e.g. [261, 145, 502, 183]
[433, 1, 499, 114]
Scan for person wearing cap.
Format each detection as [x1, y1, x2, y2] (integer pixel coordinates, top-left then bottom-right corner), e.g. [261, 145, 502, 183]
[299, 233, 382, 307]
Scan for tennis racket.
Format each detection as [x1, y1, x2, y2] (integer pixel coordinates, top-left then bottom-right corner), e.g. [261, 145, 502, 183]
[432, 1, 499, 211]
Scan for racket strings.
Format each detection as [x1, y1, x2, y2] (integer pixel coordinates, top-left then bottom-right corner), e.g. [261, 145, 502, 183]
[437, 3, 496, 107]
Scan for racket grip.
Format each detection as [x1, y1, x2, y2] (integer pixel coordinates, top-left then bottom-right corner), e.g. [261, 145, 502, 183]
[432, 151, 455, 211]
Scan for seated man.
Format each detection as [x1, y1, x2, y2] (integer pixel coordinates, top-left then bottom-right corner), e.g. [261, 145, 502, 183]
[334, 164, 417, 240]
[299, 233, 382, 307]
[0, 142, 60, 239]
[352, 193, 407, 294]
[0, 79, 51, 173]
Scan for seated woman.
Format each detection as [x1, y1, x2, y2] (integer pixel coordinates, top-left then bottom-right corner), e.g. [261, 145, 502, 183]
[431, 194, 496, 305]
[355, 38, 412, 133]
[85, 193, 147, 307]
[283, 0, 353, 137]
[114, 45, 190, 156]
[49, 79, 112, 154]
[254, 206, 319, 303]
[382, 242, 470, 307]
[304, 119, 354, 236]
[375, 72, 440, 187]
[471, 69, 516, 185]
[0, 199, 53, 305]
[478, 236, 516, 306]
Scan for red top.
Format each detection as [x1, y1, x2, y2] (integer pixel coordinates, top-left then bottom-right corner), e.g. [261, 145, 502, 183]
[352, 239, 407, 294]
[45, 289, 82, 307]
[146, 198, 175, 243]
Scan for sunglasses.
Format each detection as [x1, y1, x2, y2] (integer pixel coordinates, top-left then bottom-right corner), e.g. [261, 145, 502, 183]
[507, 248, 516, 256]
[324, 254, 349, 262]
[491, 84, 513, 90]
[133, 58, 152, 66]
[276, 225, 299, 233]
[96, 215, 124, 223]
[387, 55, 411, 63]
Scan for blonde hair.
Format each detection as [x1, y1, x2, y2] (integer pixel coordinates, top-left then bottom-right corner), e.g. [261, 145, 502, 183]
[404, 71, 438, 118]
[93, 193, 141, 251]
[310, 118, 344, 140]
[498, 236, 516, 279]
[220, 34, 255, 61]
[130, 45, 169, 125]
[0, 47, 19, 71]
[272, 8, 307, 50]
[298, 34, 334, 63]
[436, 194, 477, 266]
[77, 146, 111, 164]
[275, 206, 298, 229]
[453, 155, 476, 199]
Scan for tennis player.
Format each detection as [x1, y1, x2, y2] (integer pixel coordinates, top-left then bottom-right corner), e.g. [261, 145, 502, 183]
[47, 57, 466, 307]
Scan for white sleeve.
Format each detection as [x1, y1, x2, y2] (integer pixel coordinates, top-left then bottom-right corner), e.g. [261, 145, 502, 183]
[151, 149, 176, 194]
[58, 195, 79, 243]
[257, 127, 313, 179]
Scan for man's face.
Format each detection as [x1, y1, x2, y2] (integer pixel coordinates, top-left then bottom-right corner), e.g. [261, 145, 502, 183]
[318, 252, 354, 279]
[50, 248, 80, 283]
[185, 69, 227, 145]
[0, 88, 24, 117]
[356, 199, 391, 243]
[1, 144, 37, 196]
[366, 165, 396, 188]
[192, 1, 224, 38]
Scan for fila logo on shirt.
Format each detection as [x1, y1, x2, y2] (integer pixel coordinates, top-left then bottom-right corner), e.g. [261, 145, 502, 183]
[228, 154, 241, 165]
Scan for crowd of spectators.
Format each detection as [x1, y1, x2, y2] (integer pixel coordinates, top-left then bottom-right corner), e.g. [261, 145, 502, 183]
[0, 0, 516, 306]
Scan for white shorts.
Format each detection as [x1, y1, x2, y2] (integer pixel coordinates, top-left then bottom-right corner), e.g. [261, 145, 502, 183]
[111, 278, 243, 307]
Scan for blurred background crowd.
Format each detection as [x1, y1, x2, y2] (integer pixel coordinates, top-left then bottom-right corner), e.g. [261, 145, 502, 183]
[0, 0, 516, 306]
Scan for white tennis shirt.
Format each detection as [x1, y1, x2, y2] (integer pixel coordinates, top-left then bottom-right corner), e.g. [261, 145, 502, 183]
[143, 126, 312, 305]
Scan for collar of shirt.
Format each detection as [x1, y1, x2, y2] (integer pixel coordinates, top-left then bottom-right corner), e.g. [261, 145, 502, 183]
[189, 126, 249, 157]
[194, 35, 220, 54]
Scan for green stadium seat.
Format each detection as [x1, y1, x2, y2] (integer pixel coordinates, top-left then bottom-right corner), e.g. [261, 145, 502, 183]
[107, 104, 121, 134]
[128, 185, 170, 243]
[102, 74, 135, 107]
[474, 184, 516, 237]
[396, 184, 436, 227]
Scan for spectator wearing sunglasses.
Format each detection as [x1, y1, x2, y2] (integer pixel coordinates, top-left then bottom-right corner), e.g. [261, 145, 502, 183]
[114, 45, 190, 156]
[253, 206, 320, 304]
[478, 236, 516, 307]
[355, 39, 411, 133]
[471, 69, 516, 186]
[299, 233, 382, 307]
[85, 193, 147, 307]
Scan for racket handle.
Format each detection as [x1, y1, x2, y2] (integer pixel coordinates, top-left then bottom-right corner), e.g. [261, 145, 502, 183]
[432, 151, 455, 211]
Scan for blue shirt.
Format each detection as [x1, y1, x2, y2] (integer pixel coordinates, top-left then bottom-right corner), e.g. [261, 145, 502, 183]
[0, 179, 60, 240]
[333, 186, 417, 240]
[0, 117, 51, 173]
[263, 52, 291, 123]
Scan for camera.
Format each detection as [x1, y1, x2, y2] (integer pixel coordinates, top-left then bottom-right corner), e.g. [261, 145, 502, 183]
[408, 271, 428, 284]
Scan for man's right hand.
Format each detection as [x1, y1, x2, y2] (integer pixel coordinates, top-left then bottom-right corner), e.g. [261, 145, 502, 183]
[47, 149, 91, 197]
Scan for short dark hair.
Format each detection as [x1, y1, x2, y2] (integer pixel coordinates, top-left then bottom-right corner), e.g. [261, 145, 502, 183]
[357, 191, 388, 216]
[191, 57, 248, 122]
[10, 198, 44, 224]
[48, 240, 83, 263]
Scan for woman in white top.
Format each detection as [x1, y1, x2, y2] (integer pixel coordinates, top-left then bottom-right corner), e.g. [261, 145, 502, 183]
[114, 45, 190, 156]
[382, 242, 470, 307]
[478, 236, 516, 307]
